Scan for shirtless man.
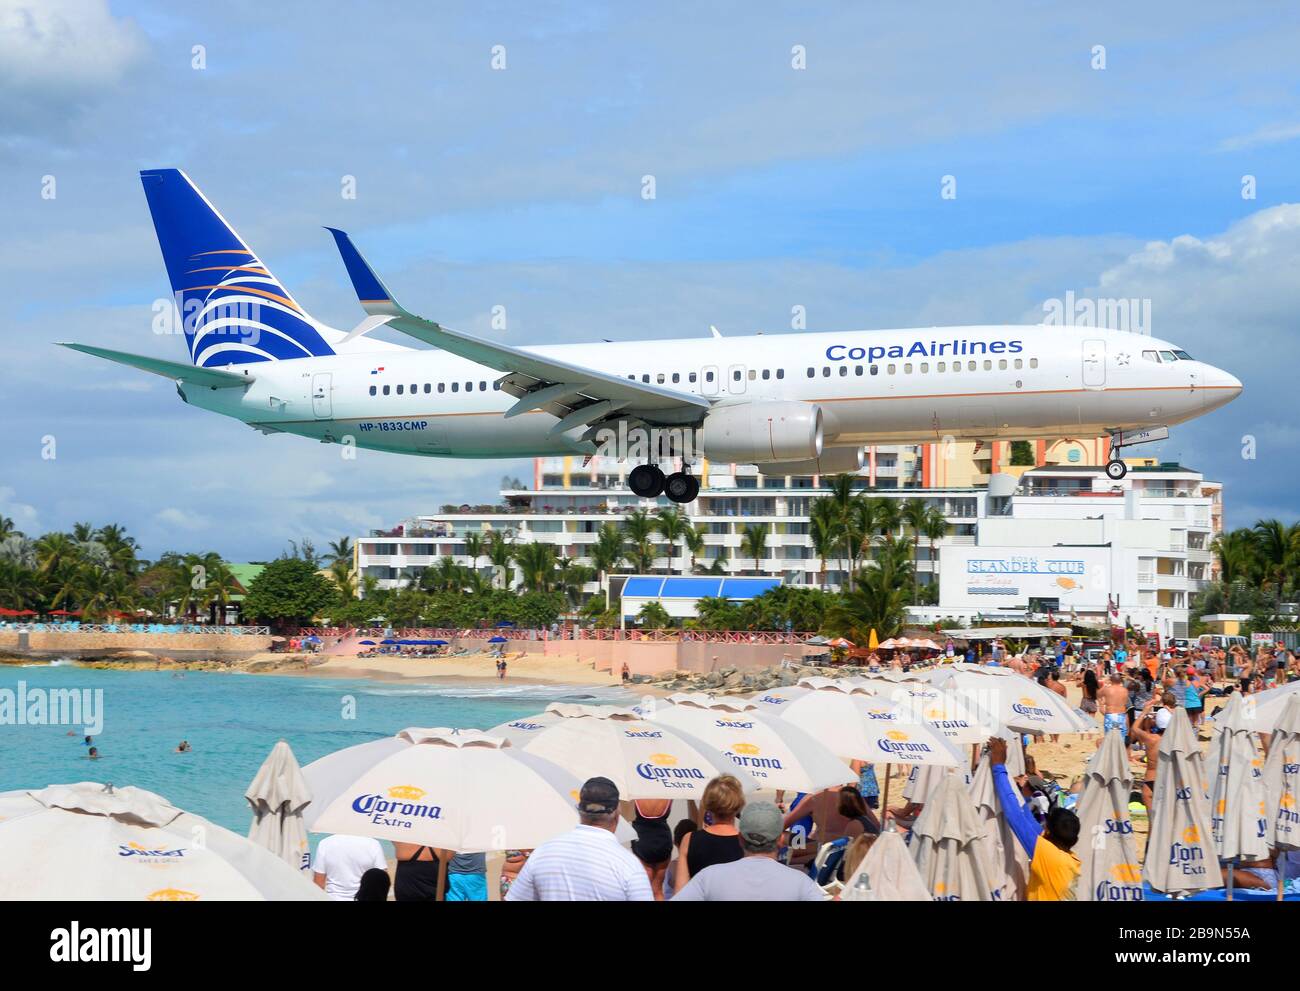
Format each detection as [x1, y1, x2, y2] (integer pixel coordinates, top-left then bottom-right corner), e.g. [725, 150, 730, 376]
[1099, 673, 1130, 741]
[1128, 697, 1162, 815]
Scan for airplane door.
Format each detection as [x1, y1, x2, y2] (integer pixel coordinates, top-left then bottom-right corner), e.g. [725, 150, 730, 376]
[727, 364, 747, 395]
[1082, 339, 1106, 388]
[701, 365, 719, 396]
[312, 373, 333, 418]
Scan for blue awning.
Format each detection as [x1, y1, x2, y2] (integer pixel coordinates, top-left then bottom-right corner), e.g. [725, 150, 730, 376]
[621, 575, 781, 601]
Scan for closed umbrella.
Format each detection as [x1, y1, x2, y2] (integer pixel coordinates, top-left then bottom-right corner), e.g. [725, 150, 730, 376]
[1142, 707, 1220, 896]
[840, 830, 930, 901]
[0, 782, 325, 901]
[487, 704, 746, 800]
[1075, 728, 1143, 902]
[1210, 693, 1269, 898]
[910, 773, 998, 901]
[245, 740, 312, 872]
[641, 693, 855, 793]
[1262, 692, 1300, 899]
[968, 751, 1029, 900]
[929, 663, 1095, 736]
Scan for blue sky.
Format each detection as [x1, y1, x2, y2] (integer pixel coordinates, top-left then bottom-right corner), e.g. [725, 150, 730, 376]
[2, 1, 1298, 560]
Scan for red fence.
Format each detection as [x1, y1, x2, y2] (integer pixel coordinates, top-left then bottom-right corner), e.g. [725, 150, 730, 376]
[302, 626, 815, 644]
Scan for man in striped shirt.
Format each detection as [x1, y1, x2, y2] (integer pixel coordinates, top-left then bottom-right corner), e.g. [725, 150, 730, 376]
[505, 777, 653, 902]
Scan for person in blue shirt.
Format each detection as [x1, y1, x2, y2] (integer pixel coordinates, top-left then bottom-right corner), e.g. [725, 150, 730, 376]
[989, 737, 1081, 900]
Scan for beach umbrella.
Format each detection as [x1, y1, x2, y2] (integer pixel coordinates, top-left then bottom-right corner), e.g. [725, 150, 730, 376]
[639, 693, 856, 793]
[840, 829, 930, 900]
[245, 740, 312, 872]
[0, 782, 325, 901]
[1222, 680, 1300, 732]
[380, 638, 397, 645]
[357, 640, 376, 645]
[929, 663, 1095, 736]
[1142, 707, 1220, 896]
[487, 704, 748, 800]
[910, 773, 998, 901]
[487, 636, 507, 644]
[303, 727, 587, 898]
[1210, 693, 1269, 897]
[868, 628, 879, 651]
[843, 676, 987, 745]
[1262, 693, 1300, 899]
[968, 752, 1029, 900]
[748, 686, 964, 767]
[826, 637, 854, 649]
[1075, 728, 1143, 902]
[495, 620, 515, 628]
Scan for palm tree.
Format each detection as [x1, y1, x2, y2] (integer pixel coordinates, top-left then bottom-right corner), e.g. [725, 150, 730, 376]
[462, 532, 484, 575]
[654, 508, 693, 575]
[900, 498, 930, 585]
[327, 537, 354, 566]
[1252, 519, 1299, 592]
[35, 533, 78, 576]
[0, 516, 20, 540]
[739, 524, 768, 576]
[920, 506, 949, 602]
[485, 530, 514, 589]
[826, 535, 913, 641]
[588, 523, 626, 590]
[683, 526, 706, 574]
[621, 510, 659, 574]
[556, 559, 595, 610]
[809, 499, 839, 589]
[513, 542, 559, 593]
[329, 558, 356, 603]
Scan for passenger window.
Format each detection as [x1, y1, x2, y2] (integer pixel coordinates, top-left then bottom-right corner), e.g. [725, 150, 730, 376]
[983, 360, 992, 370]
[887, 364, 896, 374]
[438, 383, 445, 393]
[870, 365, 879, 376]
[1014, 359, 1023, 369]
[761, 369, 770, 380]
[920, 362, 928, 373]
[464, 382, 472, 391]
[411, 384, 416, 393]
[807, 368, 815, 378]
[480, 381, 487, 391]
[952, 363, 961, 373]
[748, 369, 756, 381]
[672, 372, 680, 383]
[839, 365, 848, 376]
[998, 359, 1007, 370]
[452, 382, 459, 393]
[967, 361, 976, 371]
[937, 361, 946, 372]
[493, 381, 500, 390]
[1029, 358, 1039, 369]
[369, 385, 377, 396]
[642, 374, 650, 383]
[705, 371, 714, 382]
[396, 384, 404, 395]
[854, 365, 863, 376]
[689, 372, 697, 383]
[903, 363, 912, 374]
[656, 373, 665, 384]
[383, 385, 391, 395]
[822, 367, 830, 377]
[733, 369, 742, 381]
[776, 369, 784, 380]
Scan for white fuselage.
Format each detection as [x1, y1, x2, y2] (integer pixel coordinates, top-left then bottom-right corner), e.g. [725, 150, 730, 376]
[182, 325, 1241, 459]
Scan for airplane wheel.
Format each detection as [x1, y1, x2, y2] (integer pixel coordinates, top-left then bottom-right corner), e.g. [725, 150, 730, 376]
[628, 463, 665, 498]
[1105, 459, 1128, 480]
[664, 471, 699, 504]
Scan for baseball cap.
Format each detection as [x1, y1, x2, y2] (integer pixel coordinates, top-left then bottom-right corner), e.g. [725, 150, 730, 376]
[736, 800, 785, 847]
[577, 776, 620, 815]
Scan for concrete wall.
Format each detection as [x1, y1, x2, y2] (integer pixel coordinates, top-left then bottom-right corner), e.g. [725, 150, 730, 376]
[0, 630, 272, 658]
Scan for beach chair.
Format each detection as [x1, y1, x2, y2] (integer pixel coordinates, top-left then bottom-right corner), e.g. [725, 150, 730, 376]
[810, 837, 851, 884]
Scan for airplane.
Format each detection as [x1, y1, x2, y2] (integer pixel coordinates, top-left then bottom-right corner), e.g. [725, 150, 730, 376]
[61, 169, 1242, 504]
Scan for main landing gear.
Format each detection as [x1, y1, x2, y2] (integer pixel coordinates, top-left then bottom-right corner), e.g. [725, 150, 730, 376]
[627, 463, 699, 503]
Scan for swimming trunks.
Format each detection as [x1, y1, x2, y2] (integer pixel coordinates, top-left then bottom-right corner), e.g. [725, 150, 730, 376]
[1103, 712, 1127, 739]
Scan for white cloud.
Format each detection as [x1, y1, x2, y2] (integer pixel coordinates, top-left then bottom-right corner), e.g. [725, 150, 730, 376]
[1217, 122, 1300, 152]
[0, 485, 41, 535]
[155, 507, 210, 532]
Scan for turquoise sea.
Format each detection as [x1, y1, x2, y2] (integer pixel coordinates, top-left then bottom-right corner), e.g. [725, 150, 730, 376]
[0, 663, 631, 833]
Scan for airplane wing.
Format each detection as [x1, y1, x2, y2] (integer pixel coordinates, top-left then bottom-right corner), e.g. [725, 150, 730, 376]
[57, 343, 254, 389]
[325, 228, 710, 431]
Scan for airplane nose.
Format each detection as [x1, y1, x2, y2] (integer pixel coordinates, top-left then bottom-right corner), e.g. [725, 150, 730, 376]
[1202, 365, 1242, 409]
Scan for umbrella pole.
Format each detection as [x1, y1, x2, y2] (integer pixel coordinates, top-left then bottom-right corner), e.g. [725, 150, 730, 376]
[880, 764, 892, 830]
[1225, 859, 1234, 902]
[436, 856, 448, 902]
[1279, 857, 1287, 902]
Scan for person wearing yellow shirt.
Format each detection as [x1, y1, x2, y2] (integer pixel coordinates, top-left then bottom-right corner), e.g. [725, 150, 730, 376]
[988, 737, 1081, 900]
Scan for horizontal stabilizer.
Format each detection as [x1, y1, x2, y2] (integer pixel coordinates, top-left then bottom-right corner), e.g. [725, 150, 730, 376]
[57, 343, 254, 388]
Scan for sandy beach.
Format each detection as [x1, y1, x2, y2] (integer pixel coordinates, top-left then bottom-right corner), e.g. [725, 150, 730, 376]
[300, 650, 623, 687]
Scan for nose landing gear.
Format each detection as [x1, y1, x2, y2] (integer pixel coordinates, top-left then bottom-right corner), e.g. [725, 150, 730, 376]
[1105, 459, 1128, 480]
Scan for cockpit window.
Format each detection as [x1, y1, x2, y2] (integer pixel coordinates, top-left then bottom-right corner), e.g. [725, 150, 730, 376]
[1141, 350, 1158, 362]
[1159, 350, 1177, 362]
[1173, 350, 1193, 360]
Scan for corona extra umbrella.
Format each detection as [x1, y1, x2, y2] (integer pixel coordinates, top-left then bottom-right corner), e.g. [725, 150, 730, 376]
[1262, 692, 1300, 898]
[1074, 728, 1143, 902]
[487, 704, 746, 800]
[910, 773, 998, 901]
[245, 740, 312, 872]
[0, 782, 326, 901]
[747, 686, 964, 767]
[843, 676, 987, 745]
[1223, 679, 1300, 732]
[303, 727, 585, 856]
[968, 751, 1029, 900]
[1210, 693, 1269, 898]
[1142, 708, 1220, 896]
[639, 693, 855, 793]
[929, 663, 1095, 736]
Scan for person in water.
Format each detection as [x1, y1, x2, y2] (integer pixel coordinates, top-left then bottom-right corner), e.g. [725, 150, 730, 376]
[87, 747, 100, 760]
[175, 741, 191, 753]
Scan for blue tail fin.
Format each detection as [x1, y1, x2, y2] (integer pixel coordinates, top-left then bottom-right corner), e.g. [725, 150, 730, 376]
[139, 169, 336, 367]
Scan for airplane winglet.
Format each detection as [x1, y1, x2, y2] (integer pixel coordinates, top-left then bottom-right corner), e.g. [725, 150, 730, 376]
[324, 227, 403, 318]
